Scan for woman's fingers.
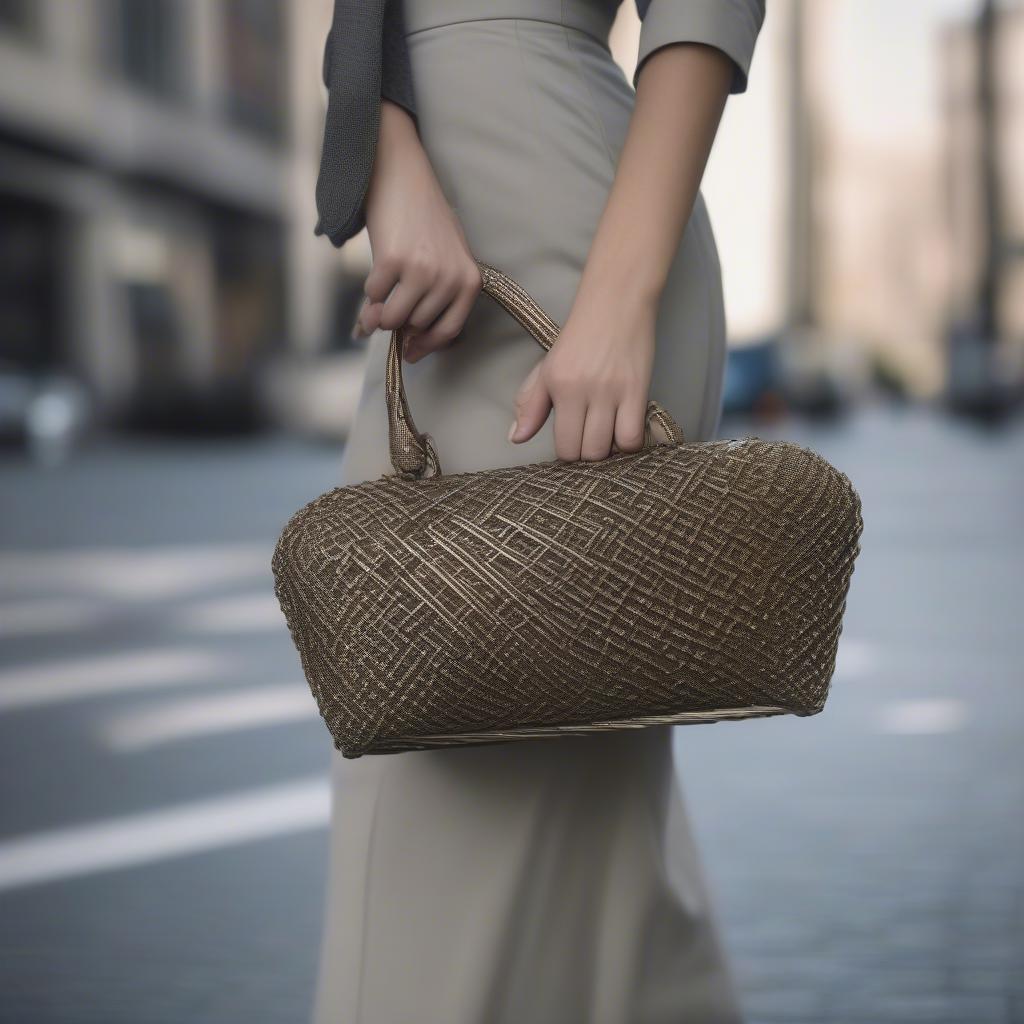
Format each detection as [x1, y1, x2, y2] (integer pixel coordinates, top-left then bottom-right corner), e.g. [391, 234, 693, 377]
[509, 362, 551, 444]
[376, 275, 433, 333]
[403, 306, 459, 362]
[357, 253, 434, 340]
[551, 391, 588, 463]
[401, 281, 458, 361]
[612, 395, 647, 454]
[353, 258, 400, 338]
[580, 402, 617, 462]
[404, 264, 482, 362]
[352, 298, 381, 338]
[507, 295, 657, 461]
[406, 279, 459, 335]
[358, 254, 481, 358]
[509, 358, 650, 463]
[362, 260, 398, 302]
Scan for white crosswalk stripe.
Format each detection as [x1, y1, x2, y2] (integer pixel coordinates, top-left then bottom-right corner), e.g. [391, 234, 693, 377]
[0, 777, 329, 892]
[101, 684, 319, 751]
[0, 543, 270, 599]
[176, 592, 287, 634]
[0, 597, 108, 638]
[832, 638, 878, 680]
[878, 698, 968, 735]
[0, 648, 232, 710]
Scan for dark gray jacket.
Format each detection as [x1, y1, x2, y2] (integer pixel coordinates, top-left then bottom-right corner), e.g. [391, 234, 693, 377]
[315, 0, 765, 248]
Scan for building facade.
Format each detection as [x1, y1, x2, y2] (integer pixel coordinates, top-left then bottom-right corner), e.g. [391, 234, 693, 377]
[0, 0, 358, 429]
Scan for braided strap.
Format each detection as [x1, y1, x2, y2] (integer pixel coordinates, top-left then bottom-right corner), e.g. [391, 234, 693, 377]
[385, 259, 685, 479]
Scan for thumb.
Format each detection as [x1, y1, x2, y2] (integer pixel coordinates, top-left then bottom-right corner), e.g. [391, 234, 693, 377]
[509, 361, 552, 443]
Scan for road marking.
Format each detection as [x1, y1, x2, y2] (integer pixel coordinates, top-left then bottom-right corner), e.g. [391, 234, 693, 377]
[177, 592, 286, 634]
[0, 598, 107, 638]
[0, 543, 269, 599]
[832, 638, 878, 680]
[0, 777, 329, 892]
[101, 684, 319, 751]
[878, 698, 967, 735]
[0, 648, 231, 711]
[0, 589, 283, 641]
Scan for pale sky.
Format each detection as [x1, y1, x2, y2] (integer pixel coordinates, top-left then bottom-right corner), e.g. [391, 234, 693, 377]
[822, 0, 982, 148]
[707, 0, 985, 339]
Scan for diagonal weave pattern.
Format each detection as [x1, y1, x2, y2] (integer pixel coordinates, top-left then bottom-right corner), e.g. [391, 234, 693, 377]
[272, 434, 863, 759]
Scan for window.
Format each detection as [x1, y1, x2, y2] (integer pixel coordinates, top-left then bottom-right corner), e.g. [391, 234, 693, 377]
[221, 0, 286, 143]
[109, 0, 184, 99]
[0, 0, 38, 40]
[0, 197, 60, 373]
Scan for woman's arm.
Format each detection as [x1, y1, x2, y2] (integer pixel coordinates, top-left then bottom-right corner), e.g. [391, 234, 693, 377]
[316, 1, 481, 349]
[351, 99, 482, 356]
[509, 41, 735, 461]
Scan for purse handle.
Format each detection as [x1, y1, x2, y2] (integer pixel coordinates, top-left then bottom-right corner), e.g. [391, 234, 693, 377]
[385, 259, 686, 479]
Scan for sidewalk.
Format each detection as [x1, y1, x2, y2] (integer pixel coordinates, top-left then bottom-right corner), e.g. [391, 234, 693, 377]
[690, 407, 1024, 1023]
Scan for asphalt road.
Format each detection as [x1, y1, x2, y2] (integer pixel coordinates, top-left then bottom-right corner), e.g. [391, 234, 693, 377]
[1, 407, 1022, 1023]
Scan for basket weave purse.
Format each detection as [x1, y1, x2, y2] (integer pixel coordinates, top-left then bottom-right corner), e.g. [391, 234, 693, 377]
[273, 261, 863, 759]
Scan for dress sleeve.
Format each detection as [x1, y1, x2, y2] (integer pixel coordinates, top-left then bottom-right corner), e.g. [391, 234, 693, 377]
[315, 0, 418, 249]
[381, 0, 417, 121]
[632, 0, 766, 95]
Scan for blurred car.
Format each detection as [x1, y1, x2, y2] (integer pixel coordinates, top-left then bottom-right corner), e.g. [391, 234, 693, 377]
[0, 369, 91, 465]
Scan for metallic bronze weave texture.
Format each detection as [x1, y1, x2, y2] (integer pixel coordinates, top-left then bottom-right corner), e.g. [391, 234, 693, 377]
[272, 262, 864, 758]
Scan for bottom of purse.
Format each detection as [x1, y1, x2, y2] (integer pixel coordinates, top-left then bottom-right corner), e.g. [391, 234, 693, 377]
[346, 704, 805, 758]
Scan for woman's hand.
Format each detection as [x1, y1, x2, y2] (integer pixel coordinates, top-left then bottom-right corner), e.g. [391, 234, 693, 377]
[354, 99, 482, 362]
[510, 283, 657, 461]
[510, 42, 733, 461]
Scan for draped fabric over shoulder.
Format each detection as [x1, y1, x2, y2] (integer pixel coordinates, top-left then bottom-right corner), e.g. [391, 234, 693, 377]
[309, 2, 766, 1022]
[314, 0, 417, 246]
[314, 0, 765, 248]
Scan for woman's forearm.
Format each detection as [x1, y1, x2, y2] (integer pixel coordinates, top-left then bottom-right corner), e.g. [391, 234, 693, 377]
[573, 42, 734, 314]
[355, 98, 482, 351]
[509, 42, 734, 458]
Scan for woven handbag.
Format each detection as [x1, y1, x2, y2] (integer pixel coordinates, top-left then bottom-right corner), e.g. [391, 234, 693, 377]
[273, 260, 863, 758]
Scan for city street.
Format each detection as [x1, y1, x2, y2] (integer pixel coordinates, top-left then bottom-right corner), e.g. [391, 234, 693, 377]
[1, 407, 1022, 1024]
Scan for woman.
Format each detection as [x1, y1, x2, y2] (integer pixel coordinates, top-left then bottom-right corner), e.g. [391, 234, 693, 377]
[312, 2, 764, 1021]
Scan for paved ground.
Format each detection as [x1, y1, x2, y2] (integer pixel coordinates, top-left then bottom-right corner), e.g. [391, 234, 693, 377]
[0, 406, 1021, 1023]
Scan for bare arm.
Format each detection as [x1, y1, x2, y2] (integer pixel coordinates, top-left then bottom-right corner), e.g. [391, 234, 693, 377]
[353, 99, 482, 356]
[510, 43, 734, 460]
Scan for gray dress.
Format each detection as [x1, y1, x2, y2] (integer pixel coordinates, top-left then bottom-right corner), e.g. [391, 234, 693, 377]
[312, 2, 765, 1021]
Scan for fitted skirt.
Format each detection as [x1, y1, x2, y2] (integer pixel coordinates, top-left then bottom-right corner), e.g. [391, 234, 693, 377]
[312, 3, 740, 1022]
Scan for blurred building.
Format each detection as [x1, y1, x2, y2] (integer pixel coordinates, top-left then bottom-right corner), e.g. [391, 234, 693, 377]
[0, 0, 361, 433]
[943, 0, 1024, 411]
[3, 0, 1021, 439]
[617, 0, 1024, 410]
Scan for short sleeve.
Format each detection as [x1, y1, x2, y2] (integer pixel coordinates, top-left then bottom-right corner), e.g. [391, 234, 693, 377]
[633, 0, 766, 95]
